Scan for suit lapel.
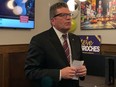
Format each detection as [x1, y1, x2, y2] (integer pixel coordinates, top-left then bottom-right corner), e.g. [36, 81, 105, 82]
[69, 34, 77, 61]
[48, 28, 70, 66]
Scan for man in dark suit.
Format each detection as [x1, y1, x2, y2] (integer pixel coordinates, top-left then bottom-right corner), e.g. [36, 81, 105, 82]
[24, 2, 87, 87]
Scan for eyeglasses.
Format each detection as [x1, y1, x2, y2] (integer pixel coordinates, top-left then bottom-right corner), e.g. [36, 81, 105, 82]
[53, 13, 72, 18]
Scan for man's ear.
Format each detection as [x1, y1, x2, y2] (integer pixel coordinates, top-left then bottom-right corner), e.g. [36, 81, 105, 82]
[50, 18, 55, 26]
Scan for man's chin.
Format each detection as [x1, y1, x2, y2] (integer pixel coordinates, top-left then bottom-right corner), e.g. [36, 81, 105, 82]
[61, 29, 70, 33]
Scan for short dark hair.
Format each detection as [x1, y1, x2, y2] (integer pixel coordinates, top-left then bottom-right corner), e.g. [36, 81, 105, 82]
[49, 2, 68, 19]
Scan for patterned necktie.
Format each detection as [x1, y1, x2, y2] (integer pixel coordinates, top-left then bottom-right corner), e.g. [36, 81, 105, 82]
[62, 34, 70, 63]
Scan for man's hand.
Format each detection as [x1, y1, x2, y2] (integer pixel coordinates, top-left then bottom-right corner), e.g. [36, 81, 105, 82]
[61, 67, 76, 79]
[75, 65, 87, 77]
[60, 65, 87, 79]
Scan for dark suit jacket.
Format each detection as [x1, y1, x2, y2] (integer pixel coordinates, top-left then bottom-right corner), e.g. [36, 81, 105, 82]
[24, 27, 84, 87]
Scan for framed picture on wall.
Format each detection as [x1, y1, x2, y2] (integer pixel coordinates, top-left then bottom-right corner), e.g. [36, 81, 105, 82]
[80, 0, 116, 30]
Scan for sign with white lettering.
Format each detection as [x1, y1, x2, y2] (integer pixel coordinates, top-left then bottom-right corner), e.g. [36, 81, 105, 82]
[79, 35, 101, 54]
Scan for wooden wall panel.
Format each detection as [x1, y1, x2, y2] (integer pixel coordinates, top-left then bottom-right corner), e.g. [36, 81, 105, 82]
[0, 44, 29, 87]
[0, 44, 116, 87]
[3, 54, 9, 87]
[8, 52, 31, 87]
[0, 54, 3, 87]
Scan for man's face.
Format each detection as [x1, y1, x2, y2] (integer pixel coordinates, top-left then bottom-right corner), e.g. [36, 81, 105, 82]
[51, 7, 72, 33]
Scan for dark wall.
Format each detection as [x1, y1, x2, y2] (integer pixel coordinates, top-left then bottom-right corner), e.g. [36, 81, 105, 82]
[83, 54, 105, 77]
[83, 54, 116, 78]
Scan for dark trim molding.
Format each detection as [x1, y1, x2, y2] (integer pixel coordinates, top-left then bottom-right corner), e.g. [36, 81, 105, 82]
[101, 44, 116, 55]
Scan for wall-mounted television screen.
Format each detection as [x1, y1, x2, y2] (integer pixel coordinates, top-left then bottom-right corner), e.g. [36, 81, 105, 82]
[0, 0, 35, 29]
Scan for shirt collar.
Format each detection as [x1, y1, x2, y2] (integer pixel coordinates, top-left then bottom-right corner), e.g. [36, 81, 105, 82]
[53, 26, 68, 39]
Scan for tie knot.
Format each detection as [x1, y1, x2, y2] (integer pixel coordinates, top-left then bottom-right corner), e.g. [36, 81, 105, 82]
[62, 34, 67, 39]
